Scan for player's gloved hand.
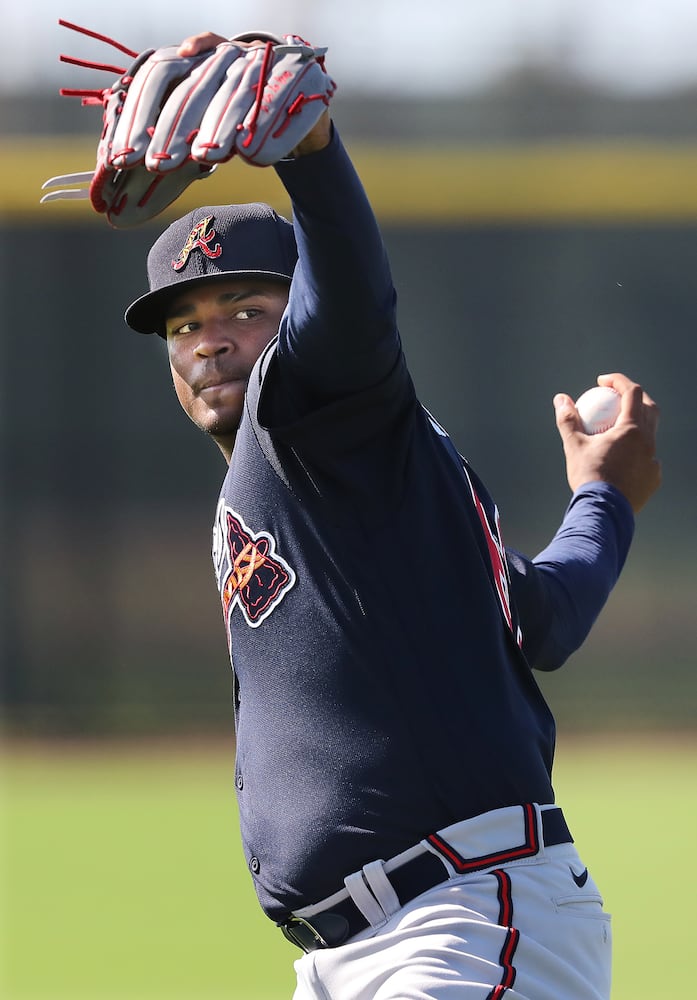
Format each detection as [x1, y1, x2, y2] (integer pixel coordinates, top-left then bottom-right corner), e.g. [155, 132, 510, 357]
[177, 31, 333, 157]
[41, 22, 336, 229]
[553, 372, 662, 513]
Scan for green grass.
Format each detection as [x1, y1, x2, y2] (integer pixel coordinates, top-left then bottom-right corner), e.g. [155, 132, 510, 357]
[2, 734, 695, 999]
[551, 733, 697, 1000]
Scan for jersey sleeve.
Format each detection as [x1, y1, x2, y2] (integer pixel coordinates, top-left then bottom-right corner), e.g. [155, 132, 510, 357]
[271, 125, 401, 411]
[507, 481, 635, 671]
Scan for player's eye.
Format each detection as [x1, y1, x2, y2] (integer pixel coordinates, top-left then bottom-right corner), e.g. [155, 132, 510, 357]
[168, 321, 198, 337]
[233, 307, 262, 321]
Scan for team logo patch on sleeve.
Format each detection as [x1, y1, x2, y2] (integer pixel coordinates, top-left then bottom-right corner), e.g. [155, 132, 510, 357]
[212, 500, 296, 628]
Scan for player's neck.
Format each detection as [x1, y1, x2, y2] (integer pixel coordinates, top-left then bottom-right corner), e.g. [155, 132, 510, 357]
[212, 432, 236, 465]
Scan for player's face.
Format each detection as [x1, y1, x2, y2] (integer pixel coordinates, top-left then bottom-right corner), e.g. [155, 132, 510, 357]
[164, 278, 289, 458]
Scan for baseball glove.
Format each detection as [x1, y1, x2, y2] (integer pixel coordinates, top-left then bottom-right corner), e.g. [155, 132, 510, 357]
[41, 20, 336, 228]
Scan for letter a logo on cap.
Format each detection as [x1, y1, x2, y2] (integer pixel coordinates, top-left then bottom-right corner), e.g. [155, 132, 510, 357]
[171, 215, 223, 272]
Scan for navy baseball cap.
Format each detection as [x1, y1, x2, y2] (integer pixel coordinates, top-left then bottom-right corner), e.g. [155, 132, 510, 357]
[125, 203, 298, 335]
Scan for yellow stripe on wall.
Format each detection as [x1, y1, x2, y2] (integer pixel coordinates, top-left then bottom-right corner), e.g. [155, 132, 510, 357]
[6, 137, 697, 224]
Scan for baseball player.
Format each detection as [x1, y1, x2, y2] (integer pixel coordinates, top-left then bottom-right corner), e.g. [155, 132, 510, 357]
[120, 28, 661, 1000]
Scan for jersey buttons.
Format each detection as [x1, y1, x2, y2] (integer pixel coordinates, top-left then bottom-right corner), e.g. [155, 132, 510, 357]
[249, 856, 260, 874]
[236, 773, 244, 791]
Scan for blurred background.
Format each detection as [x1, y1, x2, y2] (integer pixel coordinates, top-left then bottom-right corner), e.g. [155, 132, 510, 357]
[2, 0, 694, 736]
[1, 3, 696, 998]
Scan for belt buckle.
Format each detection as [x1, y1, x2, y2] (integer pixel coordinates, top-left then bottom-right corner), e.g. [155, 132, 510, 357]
[280, 914, 329, 953]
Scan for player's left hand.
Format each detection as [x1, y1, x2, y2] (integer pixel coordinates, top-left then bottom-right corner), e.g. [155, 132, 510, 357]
[553, 372, 662, 513]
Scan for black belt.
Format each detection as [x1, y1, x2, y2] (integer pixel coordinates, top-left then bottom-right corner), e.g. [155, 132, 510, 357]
[280, 806, 573, 953]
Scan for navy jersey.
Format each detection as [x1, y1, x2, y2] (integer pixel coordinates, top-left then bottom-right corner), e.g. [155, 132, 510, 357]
[212, 129, 634, 922]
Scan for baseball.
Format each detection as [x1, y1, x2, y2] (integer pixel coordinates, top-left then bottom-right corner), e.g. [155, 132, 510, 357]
[575, 386, 621, 435]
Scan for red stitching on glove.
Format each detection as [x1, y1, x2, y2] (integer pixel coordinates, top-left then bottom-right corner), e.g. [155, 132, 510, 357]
[59, 87, 107, 99]
[58, 19, 139, 59]
[241, 41, 276, 149]
[111, 191, 128, 217]
[286, 94, 305, 116]
[271, 92, 331, 139]
[137, 175, 164, 208]
[59, 54, 127, 75]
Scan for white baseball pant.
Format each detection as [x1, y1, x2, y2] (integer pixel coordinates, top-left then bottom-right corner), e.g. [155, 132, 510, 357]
[290, 805, 611, 1000]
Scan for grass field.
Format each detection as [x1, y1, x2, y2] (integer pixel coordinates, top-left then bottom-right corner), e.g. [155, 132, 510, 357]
[2, 733, 696, 999]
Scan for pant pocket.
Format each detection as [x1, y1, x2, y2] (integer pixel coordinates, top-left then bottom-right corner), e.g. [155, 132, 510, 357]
[553, 890, 611, 921]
